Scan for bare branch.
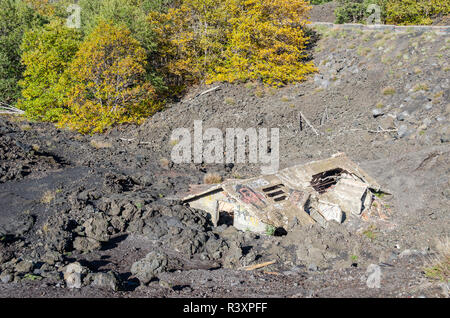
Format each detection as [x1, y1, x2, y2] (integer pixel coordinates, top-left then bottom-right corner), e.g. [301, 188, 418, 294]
[0, 103, 25, 115]
[241, 260, 276, 271]
[299, 111, 319, 136]
[192, 86, 221, 100]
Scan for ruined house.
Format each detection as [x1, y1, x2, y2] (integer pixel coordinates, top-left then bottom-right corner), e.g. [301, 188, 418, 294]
[182, 153, 383, 234]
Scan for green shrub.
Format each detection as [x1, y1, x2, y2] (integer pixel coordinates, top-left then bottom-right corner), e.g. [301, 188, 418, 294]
[0, 0, 44, 105]
[385, 0, 450, 25]
[424, 237, 449, 282]
[265, 225, 276, 236]
[58, 21, 160, 134]
[310, 0, 332, 4]
[18, 19, 82, 121]
[335, 0, 450, 25]
[335, 0, 383, 24]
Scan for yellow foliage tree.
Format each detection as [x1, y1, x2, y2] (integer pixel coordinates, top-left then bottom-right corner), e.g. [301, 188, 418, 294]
[209, 0, 316, 86]
[58, 21, 160, 134]
[149, 0, 316, 87]
[148, 0, 230, 87]
[23, 0, 56, 16]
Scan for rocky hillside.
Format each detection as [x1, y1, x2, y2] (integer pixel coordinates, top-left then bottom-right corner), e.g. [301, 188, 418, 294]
[0, 24, 448, 297]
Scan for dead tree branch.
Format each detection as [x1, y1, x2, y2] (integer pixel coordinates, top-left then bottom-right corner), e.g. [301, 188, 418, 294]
[191, 86, 221, 100]
[241, 260, 276, 271]
[0, 103, 25, 115]
[299, 111, 319, 136]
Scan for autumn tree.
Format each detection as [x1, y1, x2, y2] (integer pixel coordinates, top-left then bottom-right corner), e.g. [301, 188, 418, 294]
[149, 0, 315, 87]
[58, 21, 159, 134]
[147, 0, 230, 88]
[78, 0, 175, 91]
[18, 19, 82, 121]
[209, 0, 316, 86]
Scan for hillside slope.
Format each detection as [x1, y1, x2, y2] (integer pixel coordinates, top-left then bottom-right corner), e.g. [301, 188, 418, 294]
[0, 25, 448, 297]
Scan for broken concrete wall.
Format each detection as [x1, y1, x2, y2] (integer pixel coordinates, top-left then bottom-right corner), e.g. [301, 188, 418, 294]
[317, 175, 373, 216]
[276, 153, 381, 192]
[183, 186, 225, 226]
[221, 176, 315, 232]
[182, 153, 383, 235]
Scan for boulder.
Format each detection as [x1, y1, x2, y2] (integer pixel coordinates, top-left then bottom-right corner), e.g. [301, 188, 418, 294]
[83, 214, 110, 242]
[0, 247, 13, 264]
[41, 251, 62, 266]
[91, 271, 120, 291]
[73, 236, 101, 252]
[14, 260, 33, 274]
[63, 262, 87, 289]
[130, 251, 168, 285]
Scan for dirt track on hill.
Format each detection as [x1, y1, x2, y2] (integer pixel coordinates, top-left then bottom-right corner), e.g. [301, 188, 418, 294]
[310, 1, 338, 23]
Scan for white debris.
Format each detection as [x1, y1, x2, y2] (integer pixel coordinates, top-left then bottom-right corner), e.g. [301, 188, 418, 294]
[64, 262, 86, 289]
[317, 202, 343, 223]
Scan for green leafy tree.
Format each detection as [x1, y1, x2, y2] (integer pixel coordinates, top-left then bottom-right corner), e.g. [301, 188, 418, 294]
[18, 19, 82, 121]
[78, 0, 174, 91]
[58, 21, 160, 134]
[0, 0, 44, 105]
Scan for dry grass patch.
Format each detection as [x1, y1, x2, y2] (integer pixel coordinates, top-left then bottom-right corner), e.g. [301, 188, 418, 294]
[314, 87, 324, 93]
[169, 138, 179, 147]
[376, 102, 384, 109]
[159, 157, 170, 169]
[413, 83, 430, 92]
[245, 82, 256, 89]
[382, 86, 396, 96]
[357, 46, 371, 57]
[90, 139, 113, 149]
[20, 124, 32, 131]
[203, 173, 222, 184]
[254, 89, 264, 98]
[41, 190, 56, 204]
[433, 91, 444, 99]
[424, 237, 450, 282]
[224, 97, 236, 105]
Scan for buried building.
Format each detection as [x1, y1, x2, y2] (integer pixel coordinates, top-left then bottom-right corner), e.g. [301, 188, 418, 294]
[181, 153, 386, 234]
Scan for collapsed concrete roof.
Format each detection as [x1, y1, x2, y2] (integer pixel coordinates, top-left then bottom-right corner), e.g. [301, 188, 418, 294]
[182, 153, 383, 234]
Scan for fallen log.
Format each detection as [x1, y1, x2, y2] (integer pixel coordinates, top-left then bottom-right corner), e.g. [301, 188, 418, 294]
[241, 260, 276, 271]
